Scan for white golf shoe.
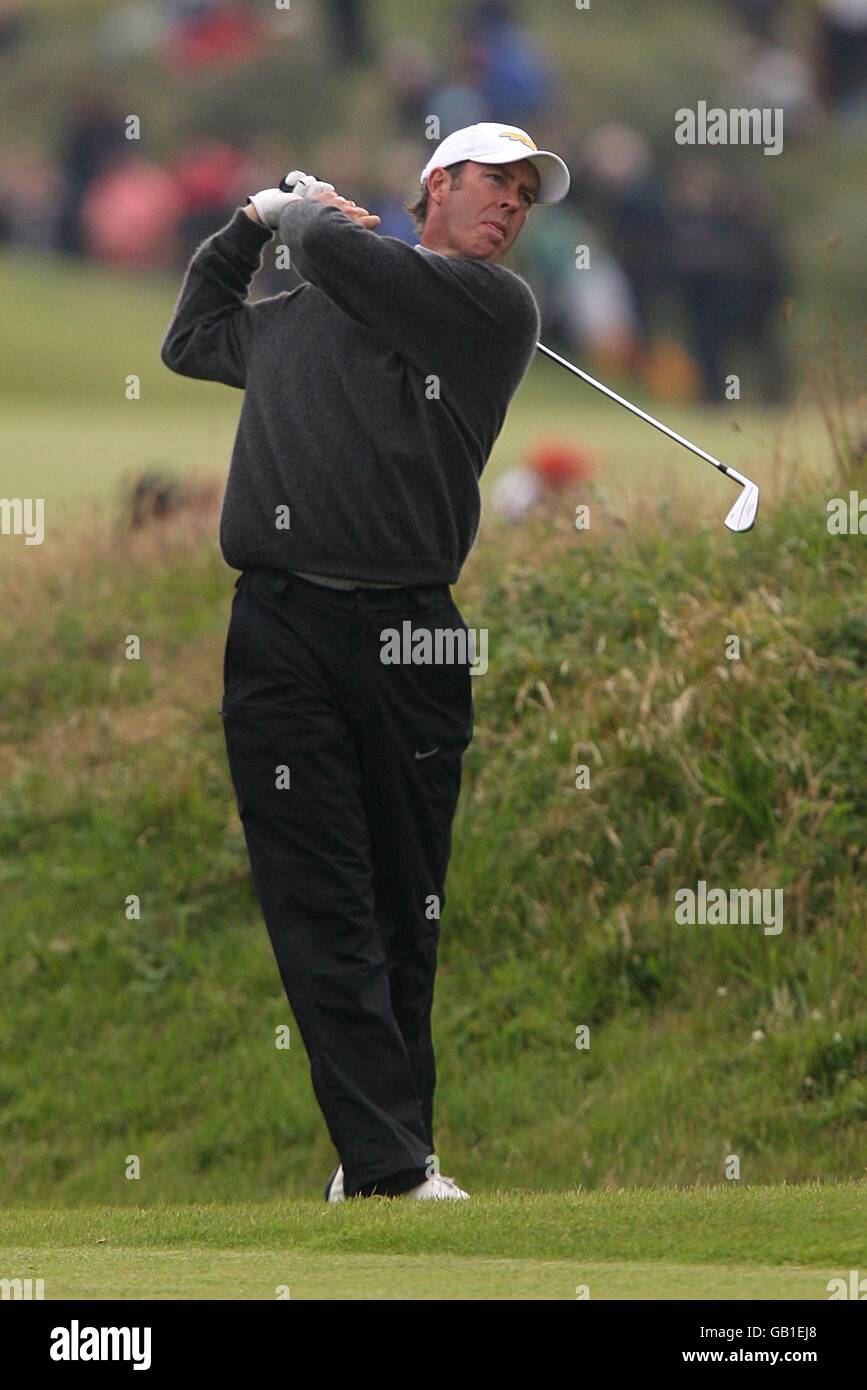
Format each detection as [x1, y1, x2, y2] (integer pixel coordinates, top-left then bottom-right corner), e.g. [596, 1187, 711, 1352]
[403, 1173, 470, 1200]
[325, 1164, 469, 1200]
[324, 1163, 345, 1202]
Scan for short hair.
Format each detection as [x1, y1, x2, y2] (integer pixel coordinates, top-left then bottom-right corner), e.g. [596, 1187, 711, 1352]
[404, 160, 469, 237]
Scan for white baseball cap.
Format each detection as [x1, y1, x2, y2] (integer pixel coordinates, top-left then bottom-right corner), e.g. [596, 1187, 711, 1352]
[420, 122, 570, 205]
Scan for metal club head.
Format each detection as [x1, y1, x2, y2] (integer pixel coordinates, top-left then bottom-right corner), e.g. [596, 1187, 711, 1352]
[533, 342, 763, 534]
[724, 473, 760, 533]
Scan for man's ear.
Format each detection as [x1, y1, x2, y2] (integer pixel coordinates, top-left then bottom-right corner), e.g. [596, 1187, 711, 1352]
[427, 167, 450, 207]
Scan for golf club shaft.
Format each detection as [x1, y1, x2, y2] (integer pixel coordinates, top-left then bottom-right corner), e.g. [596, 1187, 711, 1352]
[536, 342, 749, 489]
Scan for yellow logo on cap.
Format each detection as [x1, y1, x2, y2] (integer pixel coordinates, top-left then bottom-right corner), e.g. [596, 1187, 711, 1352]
[499, 130, 538, 151]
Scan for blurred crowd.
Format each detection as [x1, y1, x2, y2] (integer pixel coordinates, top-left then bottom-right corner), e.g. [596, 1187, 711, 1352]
[2, 0, 866, 402]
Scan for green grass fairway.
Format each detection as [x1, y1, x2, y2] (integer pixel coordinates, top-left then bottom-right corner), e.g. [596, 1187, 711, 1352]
[0, 250, 835, 529]
[2, 1185, 861, 1300]
[0, 1250, 843, 1300]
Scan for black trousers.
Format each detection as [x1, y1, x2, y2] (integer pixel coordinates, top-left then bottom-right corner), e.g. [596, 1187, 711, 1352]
[220, 568, 474, 1196]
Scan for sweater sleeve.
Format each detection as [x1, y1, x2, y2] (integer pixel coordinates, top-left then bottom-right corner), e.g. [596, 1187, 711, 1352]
[160, 208, 273, 388]
[275, 199, 539, 373]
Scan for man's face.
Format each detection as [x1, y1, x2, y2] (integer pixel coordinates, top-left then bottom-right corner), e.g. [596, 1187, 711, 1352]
[427, 158, 540, 262]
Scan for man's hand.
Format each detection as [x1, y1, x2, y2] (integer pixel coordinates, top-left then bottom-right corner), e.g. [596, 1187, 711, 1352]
[309, 189, 381, 229]
[244, 174, 381, 230]
[245, 188, 297, 227]
[245, 172, 336, 228]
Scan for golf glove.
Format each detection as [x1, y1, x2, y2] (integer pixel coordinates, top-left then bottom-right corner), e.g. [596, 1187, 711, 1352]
[246, 170, 335, 229]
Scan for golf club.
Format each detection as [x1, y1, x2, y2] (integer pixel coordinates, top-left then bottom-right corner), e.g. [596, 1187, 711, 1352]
[536, 342, 760, 532]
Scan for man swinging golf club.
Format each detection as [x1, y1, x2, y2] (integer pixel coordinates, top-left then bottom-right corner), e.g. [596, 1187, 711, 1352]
[161, 123, 570, 1201]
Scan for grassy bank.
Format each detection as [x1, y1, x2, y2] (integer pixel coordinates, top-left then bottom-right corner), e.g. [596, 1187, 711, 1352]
[2, 453, 866, 1203]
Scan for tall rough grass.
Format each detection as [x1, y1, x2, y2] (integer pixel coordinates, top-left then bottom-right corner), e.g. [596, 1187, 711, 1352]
[2, 440, 866, 1200]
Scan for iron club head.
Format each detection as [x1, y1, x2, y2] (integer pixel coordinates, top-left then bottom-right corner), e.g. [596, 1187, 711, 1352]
[533, 343, 762, 534]
[724, 474, 760, 533]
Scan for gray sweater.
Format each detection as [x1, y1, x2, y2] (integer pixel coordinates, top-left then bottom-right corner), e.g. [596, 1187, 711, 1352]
[160, 202, 541, 584]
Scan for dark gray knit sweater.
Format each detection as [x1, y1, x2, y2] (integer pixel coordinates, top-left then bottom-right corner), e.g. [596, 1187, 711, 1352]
[160, 202, 541, 584]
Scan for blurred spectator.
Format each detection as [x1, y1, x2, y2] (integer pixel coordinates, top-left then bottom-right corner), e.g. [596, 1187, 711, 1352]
[326, 0, 371, 65]
[814, 0, 867, 116]
[368, 140, 422, 244]
[54, 92, 127, 257]
[94, 2, 167, 63]
[667, 159, 791, 403]
[724, 34, 819, 138]
[512, 202, 580, 345]
[426, 35, 489, 133]
[569, 248, 640, 370]
[0, 148, 63, 250]
[0, 0, 29, 53]
[512, 190, 640, 366]
[405, 0, 554, 140]
[81, 156, 185, 270]
[382, 36, 436, 133]
[721, 0, 788, 42]
[462, 1, 553, 125]
[576, 124, 670, 365]
[161, 1, 264, 74]
[173, 138, 247, 260]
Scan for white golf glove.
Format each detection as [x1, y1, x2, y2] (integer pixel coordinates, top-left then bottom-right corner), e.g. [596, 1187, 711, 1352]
[246, 170, 335, 229]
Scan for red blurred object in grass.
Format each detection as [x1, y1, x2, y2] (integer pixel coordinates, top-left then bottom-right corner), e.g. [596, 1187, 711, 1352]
[528, 440, 596, 489]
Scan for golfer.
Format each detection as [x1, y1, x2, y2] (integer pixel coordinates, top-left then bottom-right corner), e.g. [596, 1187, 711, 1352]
[161, 123, 570, 1201]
